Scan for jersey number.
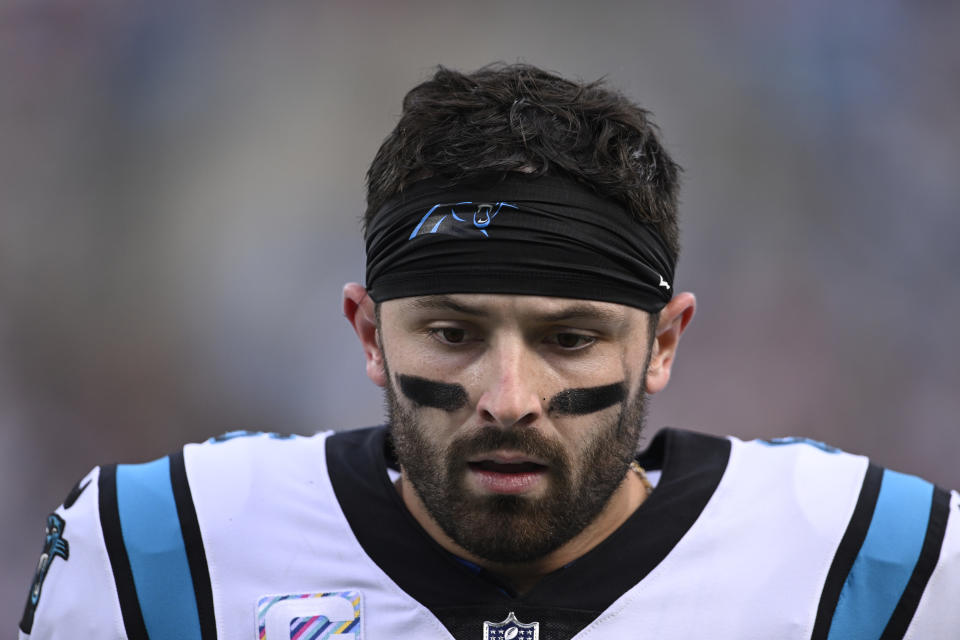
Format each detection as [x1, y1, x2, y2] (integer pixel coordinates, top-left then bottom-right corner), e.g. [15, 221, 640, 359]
[258, 591, 361, 639]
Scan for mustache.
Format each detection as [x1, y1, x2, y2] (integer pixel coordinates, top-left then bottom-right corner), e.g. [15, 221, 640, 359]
[396, 374, 625, 416]
[447, 425, 569, 472]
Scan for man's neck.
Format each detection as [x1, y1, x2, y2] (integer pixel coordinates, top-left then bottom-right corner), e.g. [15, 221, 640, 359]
[394, 468, 649, 594]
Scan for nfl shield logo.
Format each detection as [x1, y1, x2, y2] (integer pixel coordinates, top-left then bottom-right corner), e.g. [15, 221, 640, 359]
[482, 611, 539, 640]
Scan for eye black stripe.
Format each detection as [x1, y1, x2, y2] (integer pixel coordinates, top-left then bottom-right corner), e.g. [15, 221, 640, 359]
[398, 374, 469, 412]
[548, 382, 625, 415]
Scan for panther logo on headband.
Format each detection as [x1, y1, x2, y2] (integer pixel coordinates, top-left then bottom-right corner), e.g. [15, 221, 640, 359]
[409, 202, 518, 239]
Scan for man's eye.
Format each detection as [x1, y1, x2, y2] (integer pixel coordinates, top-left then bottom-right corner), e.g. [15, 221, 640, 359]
[552, 333, 595, 349]
[432, 327, 467, 344]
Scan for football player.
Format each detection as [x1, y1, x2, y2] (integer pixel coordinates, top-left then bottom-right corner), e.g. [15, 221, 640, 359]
[20, 63, 959, 640]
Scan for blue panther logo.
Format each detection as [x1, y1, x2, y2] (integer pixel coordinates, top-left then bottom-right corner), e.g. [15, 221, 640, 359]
[31, 514, 69, 606]
[409, 201, 518, 239]
[20, 513, 70, 633]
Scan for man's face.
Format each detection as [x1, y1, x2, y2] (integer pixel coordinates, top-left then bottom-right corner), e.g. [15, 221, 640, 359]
[378, 293, 654, 563]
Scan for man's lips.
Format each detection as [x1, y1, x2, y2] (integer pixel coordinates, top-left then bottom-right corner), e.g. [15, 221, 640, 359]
[466, 450, 549, 467]
[469, 460, 545, 473]
[465, 452, 549, 495]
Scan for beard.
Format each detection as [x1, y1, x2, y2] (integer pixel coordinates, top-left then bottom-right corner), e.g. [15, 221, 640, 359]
[387, 381, 648, 564]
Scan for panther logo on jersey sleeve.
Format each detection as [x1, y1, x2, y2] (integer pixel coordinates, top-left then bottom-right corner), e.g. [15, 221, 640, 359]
[20, 513, 70, 633]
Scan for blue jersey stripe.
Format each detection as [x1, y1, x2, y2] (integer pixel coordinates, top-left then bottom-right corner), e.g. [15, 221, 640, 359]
[827, 469, 934, 640]
[116, 458, 203, 640]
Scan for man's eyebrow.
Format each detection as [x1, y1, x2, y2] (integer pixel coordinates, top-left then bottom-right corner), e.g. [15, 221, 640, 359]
[404, 296, 625, 323]
[531, 304, 625, 324]
[405, 296, 492, 317]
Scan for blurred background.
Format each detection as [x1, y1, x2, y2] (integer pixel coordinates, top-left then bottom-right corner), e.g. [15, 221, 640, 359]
[3, 0, 958, 621]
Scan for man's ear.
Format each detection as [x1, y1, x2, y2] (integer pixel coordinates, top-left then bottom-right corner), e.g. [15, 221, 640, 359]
[343, 282, 387, 387]
[645, 292, 696, 394]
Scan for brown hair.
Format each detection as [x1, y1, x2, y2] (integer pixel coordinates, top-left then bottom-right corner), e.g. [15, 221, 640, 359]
[365, 63, 682, 260]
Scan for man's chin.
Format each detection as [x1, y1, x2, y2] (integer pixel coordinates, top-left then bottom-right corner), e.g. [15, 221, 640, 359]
[440, 496, 569, 562]
[451, 530, 561, 565]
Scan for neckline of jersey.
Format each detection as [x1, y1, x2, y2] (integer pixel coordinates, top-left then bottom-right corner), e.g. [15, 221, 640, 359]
[325, 425, 730, 615]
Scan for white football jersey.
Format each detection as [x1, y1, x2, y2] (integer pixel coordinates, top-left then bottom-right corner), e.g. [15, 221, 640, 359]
[19, 427, 960, 639]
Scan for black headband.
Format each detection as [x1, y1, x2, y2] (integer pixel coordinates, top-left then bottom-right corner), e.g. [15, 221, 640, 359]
[364, 173, 675, 312]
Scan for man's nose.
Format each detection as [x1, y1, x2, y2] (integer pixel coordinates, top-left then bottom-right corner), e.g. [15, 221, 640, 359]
[475, 337, 543, 429]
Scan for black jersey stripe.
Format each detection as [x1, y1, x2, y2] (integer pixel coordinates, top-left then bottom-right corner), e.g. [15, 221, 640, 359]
[810, 463, 883, 640]
[879, 486, 951, 639]
[170, 450, 218, 640]
[98, 464, 150, 640]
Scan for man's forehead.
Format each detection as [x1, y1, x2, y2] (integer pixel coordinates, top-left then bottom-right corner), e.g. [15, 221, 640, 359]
[387, 293, 637, 324]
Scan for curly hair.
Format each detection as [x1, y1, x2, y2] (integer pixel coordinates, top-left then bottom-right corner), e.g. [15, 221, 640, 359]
[364, 63, 682, 260]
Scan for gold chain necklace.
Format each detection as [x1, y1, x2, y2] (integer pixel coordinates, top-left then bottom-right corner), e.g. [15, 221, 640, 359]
[630, 460, 654, 495]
